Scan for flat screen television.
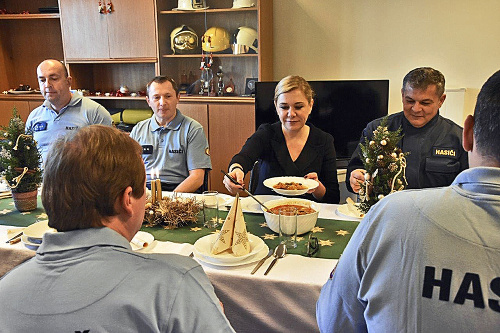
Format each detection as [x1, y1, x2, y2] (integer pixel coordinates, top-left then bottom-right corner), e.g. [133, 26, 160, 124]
[255, 80, 389, 168]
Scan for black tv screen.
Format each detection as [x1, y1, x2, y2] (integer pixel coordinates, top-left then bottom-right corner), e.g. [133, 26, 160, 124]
[255, 80, 389, 168]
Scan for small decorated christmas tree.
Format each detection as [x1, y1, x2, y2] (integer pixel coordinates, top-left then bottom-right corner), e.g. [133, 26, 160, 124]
[358, 117, 408, 213]
[0, 108, 42, 195]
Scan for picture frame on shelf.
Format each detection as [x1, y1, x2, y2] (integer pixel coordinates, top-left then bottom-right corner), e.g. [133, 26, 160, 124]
[243, 77, 257, 96]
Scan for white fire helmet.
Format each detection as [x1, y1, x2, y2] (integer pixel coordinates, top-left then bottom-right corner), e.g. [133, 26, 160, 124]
[232, 0, 255, 9]
[202, 27, 231, 52]
[174, 0, 208, 11]
[170, 25, 199, 54]
[231, 26, 258, 54]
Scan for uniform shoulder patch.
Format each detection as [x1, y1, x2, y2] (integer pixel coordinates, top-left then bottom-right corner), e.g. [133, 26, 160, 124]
[205, 147, 210, 156]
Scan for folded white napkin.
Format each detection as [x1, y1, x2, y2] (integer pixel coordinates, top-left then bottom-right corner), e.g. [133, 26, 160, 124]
[211, 193, 251, 256]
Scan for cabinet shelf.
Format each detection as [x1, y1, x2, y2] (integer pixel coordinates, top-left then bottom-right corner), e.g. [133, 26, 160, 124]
[162, 54, 257, 58]
[159, 7, 256, 15]
[0, 13, 60, 19]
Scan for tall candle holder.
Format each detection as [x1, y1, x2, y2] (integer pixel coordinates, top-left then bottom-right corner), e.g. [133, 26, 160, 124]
[150, 168, 162, 204]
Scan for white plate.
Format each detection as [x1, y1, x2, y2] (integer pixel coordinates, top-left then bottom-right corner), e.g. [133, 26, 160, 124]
[336, 203, 364, 220]
[239, 195, 282, 213]
[21, 235, 39, 250]
[195, 244, 269, 267]
[130, 231, 155, 251]
[194, 233, 267, 265]
[263, 176, 319, 196]
[23, 220, 56, 240]
[7, 90, 36, 95]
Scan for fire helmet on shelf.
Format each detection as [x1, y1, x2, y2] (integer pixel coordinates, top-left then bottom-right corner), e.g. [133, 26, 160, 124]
[202, 27, 231, 53]
[231, 26, 258, 54]
[170, 25, 199, 54]
[174, 0, 208, 11]
[232, 0, 255, 8]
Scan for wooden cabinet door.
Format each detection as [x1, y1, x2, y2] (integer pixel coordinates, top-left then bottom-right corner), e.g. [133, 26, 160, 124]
[60, 0, 156, 60]
[59, 0, 110, 60]
[208, 103, 255, 194]
[107, 0, 157, 59]
[178, 103, 209, 139]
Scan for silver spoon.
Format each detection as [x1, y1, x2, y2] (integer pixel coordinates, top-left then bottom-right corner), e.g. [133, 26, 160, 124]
[264, 243, 287, 275]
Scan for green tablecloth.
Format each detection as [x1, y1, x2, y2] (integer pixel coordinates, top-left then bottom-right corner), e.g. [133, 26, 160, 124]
[0, 197, 359, 259]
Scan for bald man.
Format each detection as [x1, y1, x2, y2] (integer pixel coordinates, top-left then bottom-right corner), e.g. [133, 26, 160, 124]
[25, 59, 112, 164]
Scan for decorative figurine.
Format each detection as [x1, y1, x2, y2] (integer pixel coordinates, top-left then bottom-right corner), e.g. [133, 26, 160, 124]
[216, 66, 225, 96]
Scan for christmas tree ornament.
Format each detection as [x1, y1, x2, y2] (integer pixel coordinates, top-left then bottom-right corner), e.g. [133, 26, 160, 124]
[358, 117, 408, 213]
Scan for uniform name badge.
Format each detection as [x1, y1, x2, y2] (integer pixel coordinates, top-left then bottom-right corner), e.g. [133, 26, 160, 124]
[142, 145, 153, 154]
[433, 147, 457, 158]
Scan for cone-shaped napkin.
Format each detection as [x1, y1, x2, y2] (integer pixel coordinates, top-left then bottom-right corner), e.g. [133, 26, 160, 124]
[211, 193, 251, 256]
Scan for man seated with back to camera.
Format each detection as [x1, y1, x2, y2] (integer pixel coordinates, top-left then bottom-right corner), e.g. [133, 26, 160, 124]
[316, 69, 500, 332]
[130, 76, 212, 193]
[223, 75, 340, 204]
[347, 67, 468, 194]
[0, 125, 235, 332]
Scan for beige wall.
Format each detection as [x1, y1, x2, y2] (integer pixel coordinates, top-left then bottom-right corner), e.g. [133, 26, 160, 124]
[273, 0, 500, 123]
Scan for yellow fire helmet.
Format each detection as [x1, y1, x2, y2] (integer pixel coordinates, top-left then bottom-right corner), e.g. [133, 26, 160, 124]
[170, 25, 199, 54]
[202, 27, 231, 53]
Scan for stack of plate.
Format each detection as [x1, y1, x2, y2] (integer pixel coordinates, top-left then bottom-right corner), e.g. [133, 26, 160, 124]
[193, 233, 269, 267]
[22, 220, 56, 250]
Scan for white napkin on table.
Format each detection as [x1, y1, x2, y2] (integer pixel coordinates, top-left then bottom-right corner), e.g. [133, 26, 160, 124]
[211, 193, 251, 257]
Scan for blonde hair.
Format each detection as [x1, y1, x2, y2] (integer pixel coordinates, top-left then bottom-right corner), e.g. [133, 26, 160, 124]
[274, 75, 315, 104]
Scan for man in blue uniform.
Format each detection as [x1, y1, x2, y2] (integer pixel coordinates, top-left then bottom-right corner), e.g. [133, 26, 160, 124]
[25, 59, 112, 164]
[347, 67, 468, 193]
[0, 125, 235, 332]
[317, 69, 500, 333]
[130, 76, 211, 193]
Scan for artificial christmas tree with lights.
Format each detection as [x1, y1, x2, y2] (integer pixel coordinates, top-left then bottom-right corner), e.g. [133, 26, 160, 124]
[0, 108, 42, 212]
[358, 118, 408, 214]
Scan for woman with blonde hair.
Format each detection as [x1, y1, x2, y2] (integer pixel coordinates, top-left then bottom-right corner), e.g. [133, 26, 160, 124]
[223, 75, 340, 203]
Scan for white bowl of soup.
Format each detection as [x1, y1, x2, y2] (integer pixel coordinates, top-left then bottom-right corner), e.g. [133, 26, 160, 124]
[262, 198, 320, 235]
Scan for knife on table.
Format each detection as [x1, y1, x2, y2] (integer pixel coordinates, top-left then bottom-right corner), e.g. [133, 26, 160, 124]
[251, 248, 273, 274]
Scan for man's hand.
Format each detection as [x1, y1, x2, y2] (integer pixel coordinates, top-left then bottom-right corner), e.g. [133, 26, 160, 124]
[349, 169, 366, 194]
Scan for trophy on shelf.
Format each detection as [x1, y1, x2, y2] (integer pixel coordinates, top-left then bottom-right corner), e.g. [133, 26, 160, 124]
[216, 66, 225, 96]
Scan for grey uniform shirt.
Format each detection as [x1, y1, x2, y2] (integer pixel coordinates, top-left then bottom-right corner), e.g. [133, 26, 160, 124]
[317, 167, 500, 332]
[130, 110, 211, 186]
[25, 94, 112, 164]
[0, 227, 235, 333]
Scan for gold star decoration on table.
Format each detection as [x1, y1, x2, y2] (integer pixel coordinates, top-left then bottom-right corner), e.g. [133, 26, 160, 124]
[190, 227, 202, 232]
[37, 213, 48, 219]
[335, 229, 350, 236]
[0, 209, 13, 214]
[259, 222, 268, 228]
[311, 226, 325, 233]
[263, 233, 278, 240]
[319, 239, 335, 246]
[210, 229, 221, 234]
[296, 236, 304, 242]
[21, 212, 31, 215]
